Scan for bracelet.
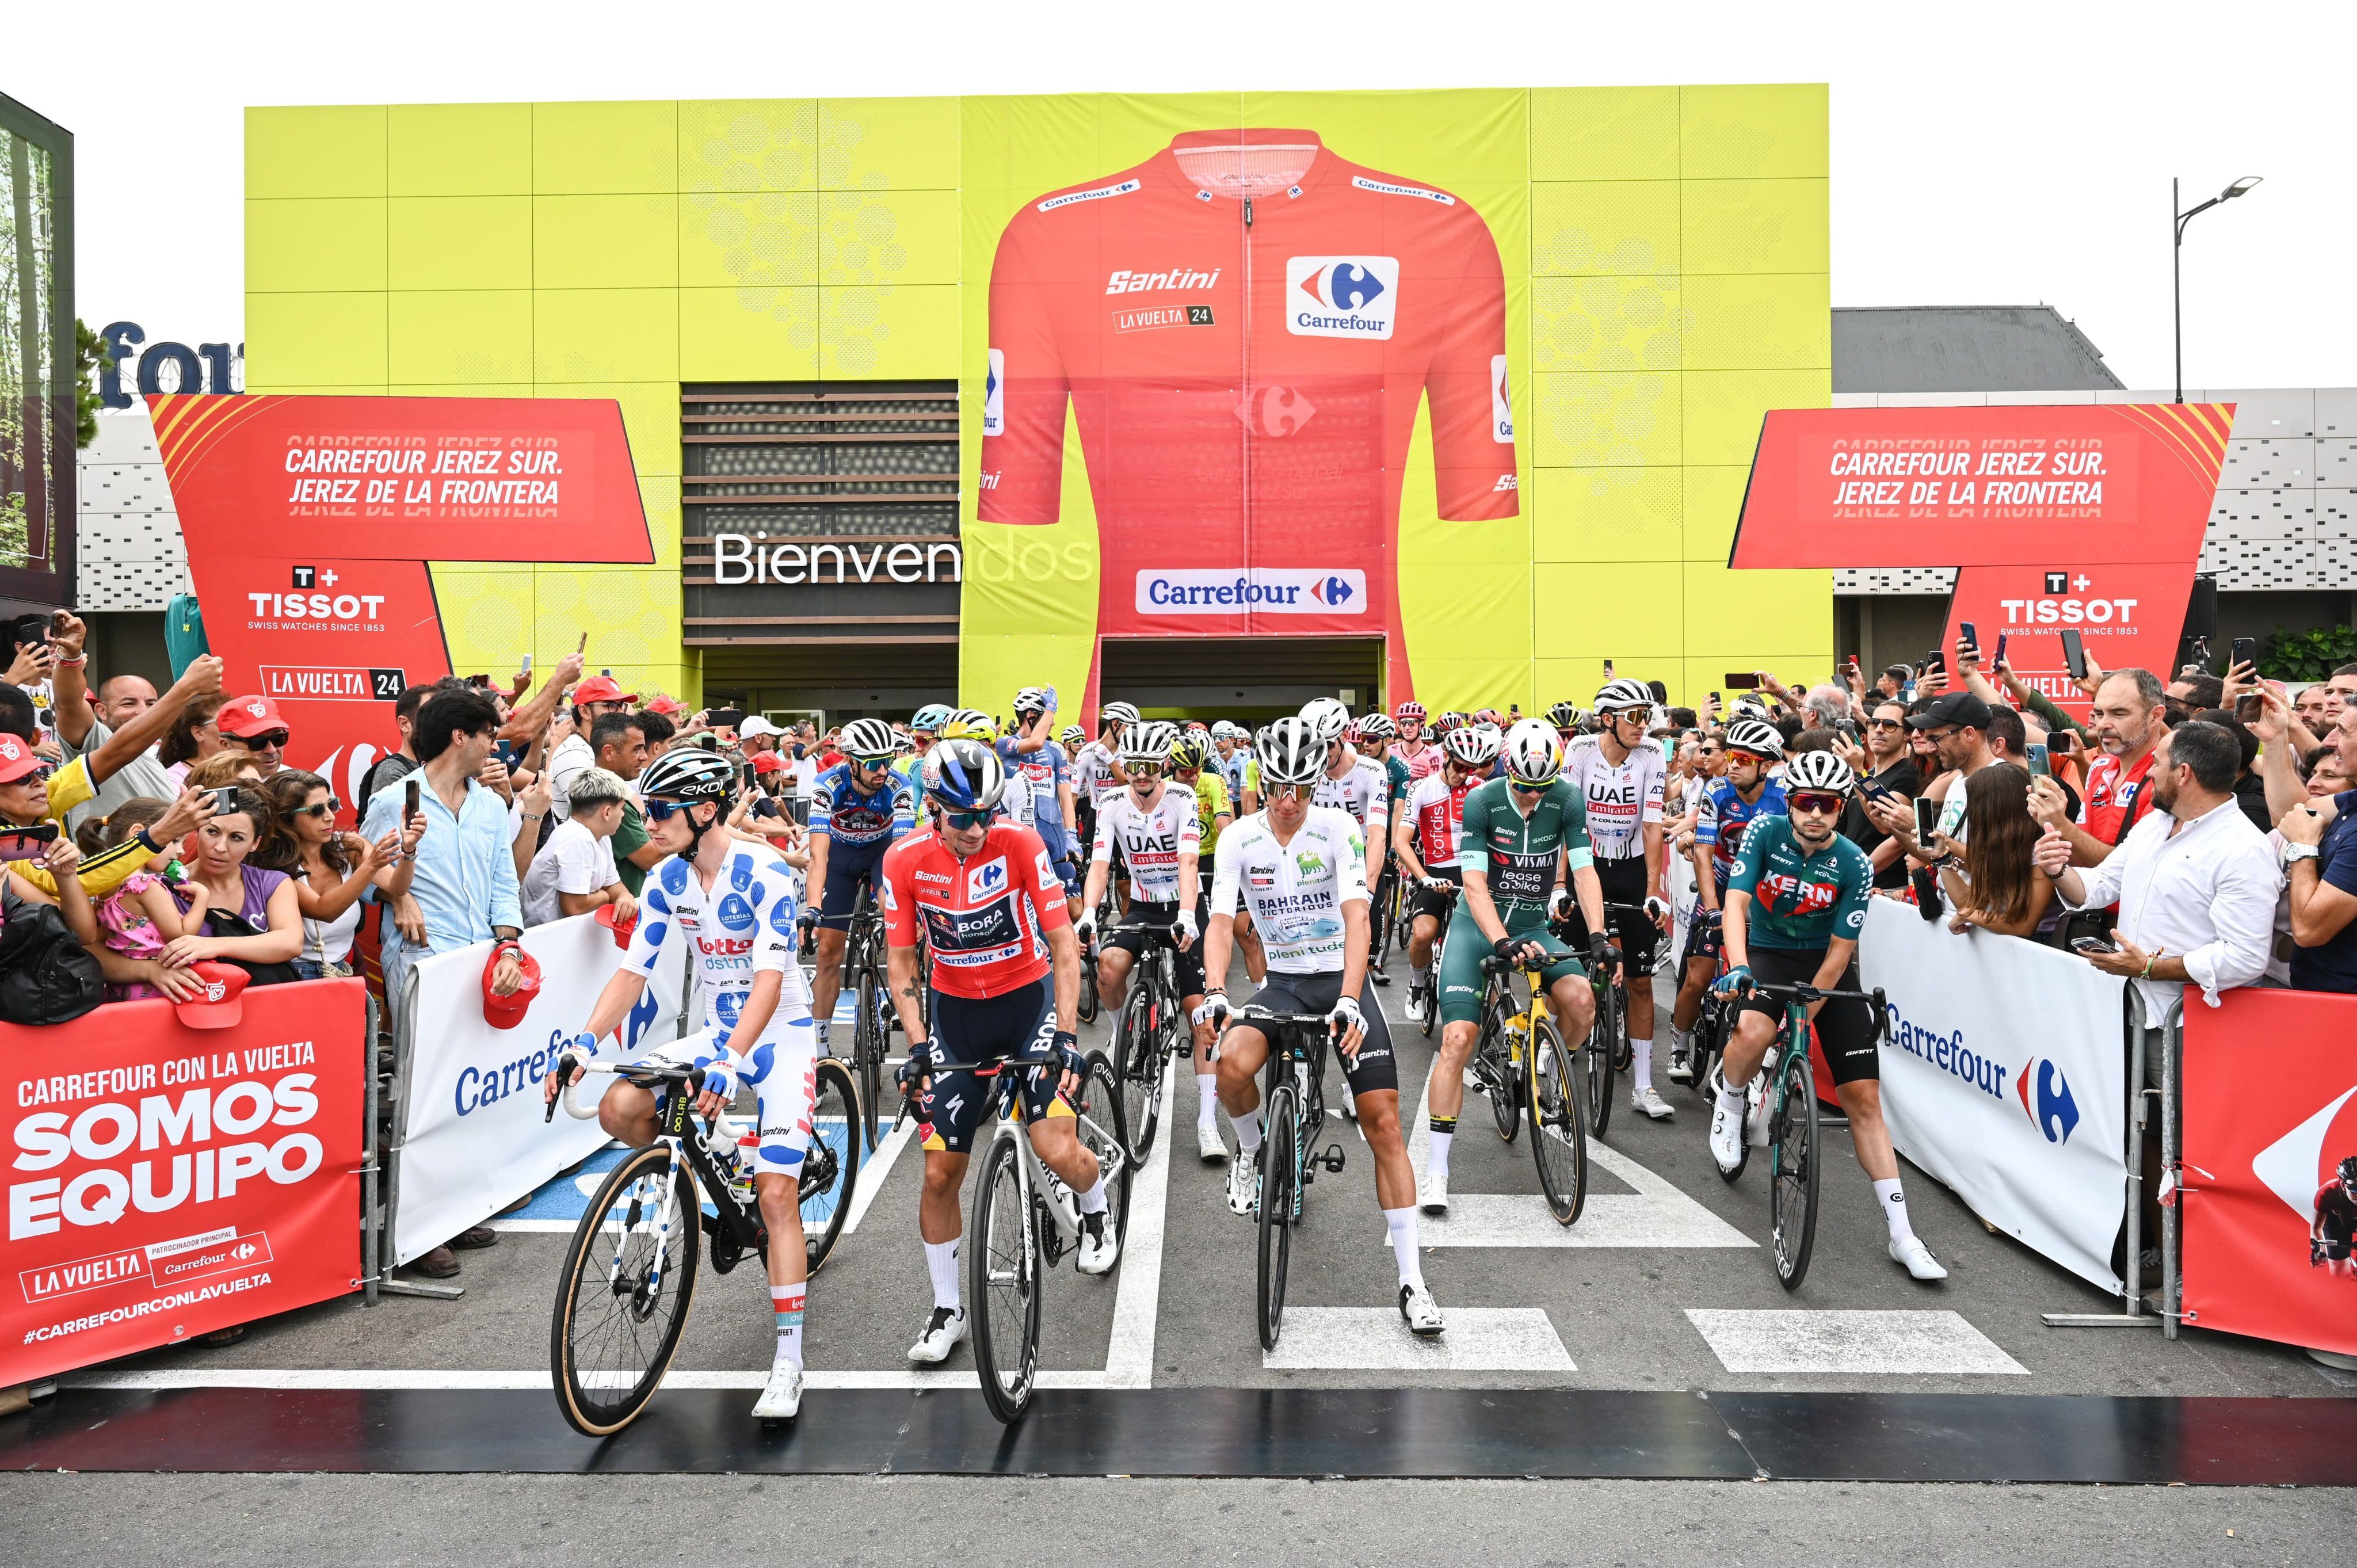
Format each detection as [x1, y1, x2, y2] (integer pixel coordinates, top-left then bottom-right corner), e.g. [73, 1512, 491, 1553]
[52, 654, 85, 667]
[521, 813, 546, 822]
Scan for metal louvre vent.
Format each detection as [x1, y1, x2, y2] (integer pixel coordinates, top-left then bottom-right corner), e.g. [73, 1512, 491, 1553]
[683, 381, 958, 545]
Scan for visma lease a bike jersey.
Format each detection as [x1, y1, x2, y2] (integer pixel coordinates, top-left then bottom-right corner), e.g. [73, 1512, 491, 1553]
[880, 821, 1070, 999]
[1455, 777, 1594, 928]
[1092, 785, 1202, 902]
[623, 842, 811, 1037]
[1725, 813, 1871, 951]
[978, 129, 1518, 697]
[1211, 807, 1371, 974]
[810, 761, 917, 853]
[1560, 735, 1665, 862]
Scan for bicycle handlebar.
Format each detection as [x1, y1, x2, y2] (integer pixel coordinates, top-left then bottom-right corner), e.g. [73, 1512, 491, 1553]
[546, 1058, 708, 1124]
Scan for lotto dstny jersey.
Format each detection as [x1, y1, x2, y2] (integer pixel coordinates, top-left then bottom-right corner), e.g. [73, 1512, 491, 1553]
[1695, 776, 1788, 890]
[811, 761, 917, 851]
[1314, 750, 1391, 840]
[880, 821, 1070, 1000]
[1210, 806, 1371, 975]
[1402, 769, 1478, 868]
[996, 737, 1067, 835]
[624, 842, 811, 1040]
[1092, 784, 1203, 902]
[1560, 735, 1666, 863]
[1456, 776, 1593, 929]
[1726, 813, 1871, 952]
[978, 128, 1518, 696]
[1073, 740, 1124, 808]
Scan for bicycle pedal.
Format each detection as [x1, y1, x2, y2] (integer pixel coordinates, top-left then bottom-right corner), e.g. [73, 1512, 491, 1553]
[1318, 1143, 1347, 1173]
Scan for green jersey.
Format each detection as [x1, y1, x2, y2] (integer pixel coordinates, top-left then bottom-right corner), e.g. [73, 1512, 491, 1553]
[1382, 750, 1412, 809]
[1726, 813, 1872, 951]
[1454, 776, 1593, 929]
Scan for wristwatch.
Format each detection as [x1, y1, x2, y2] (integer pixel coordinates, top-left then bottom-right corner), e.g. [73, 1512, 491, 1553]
[2284, 842, 2321, 867]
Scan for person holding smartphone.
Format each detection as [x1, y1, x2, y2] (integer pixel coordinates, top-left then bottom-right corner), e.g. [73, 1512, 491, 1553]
[1840, 697, 1923, 891]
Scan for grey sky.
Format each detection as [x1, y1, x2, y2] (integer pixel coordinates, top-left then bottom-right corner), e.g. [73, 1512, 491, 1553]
[19, 0, 2352, 390]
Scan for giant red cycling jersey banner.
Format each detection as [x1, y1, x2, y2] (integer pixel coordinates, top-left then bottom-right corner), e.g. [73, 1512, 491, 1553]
[976, 127, 1519, 706]
[146, 394, 654, 812]
[2, 980, 366, 1383]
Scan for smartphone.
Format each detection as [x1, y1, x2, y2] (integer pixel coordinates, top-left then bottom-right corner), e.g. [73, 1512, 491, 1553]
[2069, 935, 2122, 956]
[2060, 628, 2087, 681]
[2049, 728, 2077, 756]
[1603, 659, 1615, 678]
[1960, 621, 1979, 654]
[2027, 743, 2051, 779]
[211, 786, 241, 817]
[1925, 647, 1947, 676]
[1723, 672, 1762, 690]
[2231, 636, 2256, 671]
[1860, 782, 1897, 805]
[0, 823, 58, 862]
[403, 778, 422, 825]
[48, 609, 69, 636]
[521, 653, 533, 674]
[2235, 692, 2266, 722]
[468, 673, 489, 688]
[1708, 690, 1721, 706]
[1992, 632, 2008, 671]
[1913, 796, 1939, 842]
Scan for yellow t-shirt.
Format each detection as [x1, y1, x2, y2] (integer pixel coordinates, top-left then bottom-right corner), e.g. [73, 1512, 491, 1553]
[13, 756, 154, 901]
[1187, 769, 1233, 856]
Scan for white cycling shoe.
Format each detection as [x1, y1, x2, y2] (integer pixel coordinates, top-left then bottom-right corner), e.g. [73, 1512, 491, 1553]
[1708, 1097, 1745, 1173]
[753, 1358, 803, 1420]
[1631, 1085, 1675, 1121]
[1197, 1121, 1229, 1163]
[906, 1304, 967, 1364]
[1226, 1152, 1261, 1218]
[1340, 1084, 1359, 1123]
[1890, 1235, 1950, 1281]
[1419, 1166, 1450, 1215]
[1077, 1210, 1120, 1276]
[1398, 1282, 1446, 1337]
[1665, 1047, 1695, 1085]
[1403, 987, 1431, 1025]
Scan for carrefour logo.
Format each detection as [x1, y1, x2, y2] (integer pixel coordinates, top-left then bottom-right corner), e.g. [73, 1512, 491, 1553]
[2016, 1056, 2081, 1145]
[1286, 255, 1399, 339]
[1137, 568, 1367, 615]
[1883, 1002, 2011, 1102]
[981, 349, 1005, 437]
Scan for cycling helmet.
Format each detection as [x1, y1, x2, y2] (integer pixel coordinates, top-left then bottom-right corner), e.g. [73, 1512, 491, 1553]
[1443, 724, 1498, 768]
[1595, 677, 1654, 714]
[1473, 707, 1505, 727]
[1013, 686, 1050, 716]
[921, 739, 1006, 810]
[1357, 712, 1397, 741]
[910, 703, 953, 733]
[1299, 697, 1350, 745]
[1546, 700, 1582, 729]
[1209, 719, 1241, 741]
[1100, 701, 1139, 728]
[1436, 709, 1467, 734]
[1169, 733, 1211, 772]
[1060, 723, 1088, 747]
[940, 707, 996, 742]
[2340, 1155, 2357, 1187]
[1121, 720, 1178, 766]
[1501, 718, 1564, 785]
[640, 746, 737, 803]
[1723, 718, 1784, 759]
[840, 717, 898, 761]
[1782, 749, 1856, 795]
[1256, 716, 1327, 786]
[1394, 700, 1427, 722]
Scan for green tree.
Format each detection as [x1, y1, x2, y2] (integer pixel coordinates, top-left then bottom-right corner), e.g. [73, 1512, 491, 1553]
[74, 317, 103, 448]
[2256, 623, 2357, 683]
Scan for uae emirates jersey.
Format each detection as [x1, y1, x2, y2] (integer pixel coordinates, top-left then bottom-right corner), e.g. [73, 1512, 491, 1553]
[1091, 784, 1203, 903]
[978, 129, 1519, 701]
[1560, 735, 1666, 863]
[1313, 749, 1391, 840]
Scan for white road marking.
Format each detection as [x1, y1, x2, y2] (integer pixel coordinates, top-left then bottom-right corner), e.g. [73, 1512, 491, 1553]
[60, 1368, 1110, 1391]
[840, 1115, 916, 1235]
[1103, 1052, 1176, 1388]
[1684, 1309, 2028, 1375]
[1260, 1307, 1574, 1372]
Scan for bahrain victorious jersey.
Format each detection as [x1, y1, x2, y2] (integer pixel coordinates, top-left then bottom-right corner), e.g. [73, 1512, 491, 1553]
[978, 128, 1519, 702]
[881, 821, 1071, 1000]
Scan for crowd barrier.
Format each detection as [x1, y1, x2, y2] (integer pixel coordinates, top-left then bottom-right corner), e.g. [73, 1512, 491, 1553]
[385, 914, 692, 1270]
[2, 979, 369, 1385]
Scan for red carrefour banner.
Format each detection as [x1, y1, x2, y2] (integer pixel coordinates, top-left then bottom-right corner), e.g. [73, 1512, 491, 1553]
[146, 395, 654, 806]
[3, 979, 367, 1383]
[2181, 987, 2357, 1358]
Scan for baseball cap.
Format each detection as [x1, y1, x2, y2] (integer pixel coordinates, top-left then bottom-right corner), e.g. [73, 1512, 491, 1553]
[217, 695, 289, 738]
[642, 695, 685, 718]
[1906, 692, 1996, 731]
[174, 962, 249, 1030]
[482, 945, 543, 1031]
[0, 732, 42, 783]
[595, 902, 638, 948]
[571, 675, 637, 706]
[750, 751, 785, 775]
[739, 715, 781, 739]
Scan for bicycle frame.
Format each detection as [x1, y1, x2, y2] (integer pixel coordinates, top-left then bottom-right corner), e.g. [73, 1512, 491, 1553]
[554, 1062, 765, 1293]
[899, 1054, 1130, 1248]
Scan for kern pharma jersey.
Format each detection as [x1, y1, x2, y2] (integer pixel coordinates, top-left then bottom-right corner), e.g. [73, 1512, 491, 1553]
[978, 129, 1519, 699]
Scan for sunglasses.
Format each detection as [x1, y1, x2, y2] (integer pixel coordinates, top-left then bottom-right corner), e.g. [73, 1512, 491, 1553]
[1789, 791, 1845, 815]
[230, 731, 290, 750]
[938, 807, 994, 830]
[643, 798, 698, 823]
[1129, 762, 1163, 778]
[1867, 718, 1905, 731]
[293, 799, 344, 819]
[1611, 707, 1654, 725]
[1270, 783, 1316, 802]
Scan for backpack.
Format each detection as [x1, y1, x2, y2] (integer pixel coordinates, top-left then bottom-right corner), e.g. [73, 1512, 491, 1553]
[0, 878, 105, 1025]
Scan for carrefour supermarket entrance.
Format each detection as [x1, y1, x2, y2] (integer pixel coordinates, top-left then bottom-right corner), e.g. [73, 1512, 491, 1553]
[1101, 636, 1384, 724]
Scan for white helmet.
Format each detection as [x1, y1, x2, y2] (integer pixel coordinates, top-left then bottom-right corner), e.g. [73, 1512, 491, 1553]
[1256, 716, 1326, 786]
[1298, 697, 1350, 745]
[1100, 701, 1140, 728]
[1209, 719, 1241, 741]
[1121, 720, 1178, 766]
[1595, 677, 1654, 714]
[839, 717, 899, 760]
[1443, 724, 1499, 768]
[1723, 718, 1784, 759]
[1782, 749, 1856, 795]
[1501, 717, 1563, 785]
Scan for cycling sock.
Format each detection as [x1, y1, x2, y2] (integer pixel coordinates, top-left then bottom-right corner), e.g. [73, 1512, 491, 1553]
[772, 1282, 806, 1368]
[1384, 1207, 1425, 1289]
[1230, 1107, 1264, 1154]
[1077, 1173, 1108, 1215]
[924, 1238, 961, 1311]
[1874, 1178, 1915, 1242]
[1633, 1034, 1656, 1092]
[1671, 1026, 1689, 1055]
[1412, 962, 1430, 985]
[1197, 1073, 1218, 1127]
[1717, 1081, 1746, 1115]
[1427, 1120, 1455, 1180]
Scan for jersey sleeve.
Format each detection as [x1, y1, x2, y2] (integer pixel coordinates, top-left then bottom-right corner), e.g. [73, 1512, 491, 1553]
[1641, 757, 1667, 825]
[1456, 784, 1493, 868]
[1726, 821, 1769, 899]
[808, 768, 837, 840]
[1558, 784, 1594, 873]
[623, 860, 685, 983]
[1211, 837, 1242, 919]
[879, 840, 918, 947]
[750, 860, 799, 976]
[890, 773, 917, 838]
[1427, 202, 1519, 521]
[975, 207, 1070, 527]
[1336, 818, 1372, 907]
[1177, 792, 1202, 854]
[1833, 848, 1871, 941]
[1018, 827, 1070, 933]
[1695, 785, 1721, 848]
[1092, 807, 1116, 864]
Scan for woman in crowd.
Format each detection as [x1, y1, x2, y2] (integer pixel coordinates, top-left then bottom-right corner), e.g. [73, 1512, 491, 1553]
[2304, 745, 2351, 798]
[1932, 761, 2054, 938]
[160, 693, 228, 788]
[260, 769, 415, 979]
[183, 751, 267, 793]
[161, 784, 304, 975]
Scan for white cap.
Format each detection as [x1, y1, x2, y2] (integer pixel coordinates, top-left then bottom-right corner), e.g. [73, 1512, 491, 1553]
[738, 715, 781, 739]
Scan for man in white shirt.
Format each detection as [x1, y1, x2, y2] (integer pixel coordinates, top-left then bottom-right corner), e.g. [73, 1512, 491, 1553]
[548, 674, 636, 819]
[524, 766, 639, 927]
[2034, 720, 2280, 1021]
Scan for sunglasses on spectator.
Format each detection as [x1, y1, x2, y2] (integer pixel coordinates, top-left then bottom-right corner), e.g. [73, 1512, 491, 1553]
[1788, 791, 1845, 815]
[292, 798, 344, 818]
[1867, 718, 1905, 731]
[230, 730, 290, 749]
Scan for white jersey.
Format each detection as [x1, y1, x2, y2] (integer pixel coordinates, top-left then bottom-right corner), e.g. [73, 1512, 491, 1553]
[1074, 740, 1123, 808]
[1559, 735, 1666, 862]
[1091, 784, 1202, 902]
[1313, 749, 1390, 840]
[1210, 807, 1371, 975]
[623, 840, 811, 1040]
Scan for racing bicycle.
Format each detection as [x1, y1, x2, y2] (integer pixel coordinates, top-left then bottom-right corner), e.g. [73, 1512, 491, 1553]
[1076, 881, 1118, 1026]
[1106, 921, 1189, 1160]
[1471, 951, 1589, 1224]
[1225, 1006, 1349, 1349]
[1415, 880, 1460, 1040]
[842, 886, 894, 1151]
[543, 1054, 863, 1437]
[1569, 902, 1650, 1139]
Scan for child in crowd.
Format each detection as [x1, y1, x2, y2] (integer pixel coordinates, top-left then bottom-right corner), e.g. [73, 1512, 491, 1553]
[75, 798, 209, 1000]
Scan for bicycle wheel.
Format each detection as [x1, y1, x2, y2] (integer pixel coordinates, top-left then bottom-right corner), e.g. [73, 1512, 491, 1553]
[1420, 920, 1444, 1039]
[1769, 1040, 1822, 1290]
[1113, 984, 1160, 1160]
[1481, 989, 1521, 1143]
[1080, 1049, 1135, 1245]
[968, 1130, 1041, 1424]
[1256, 1082, 1299, 1350]
[1528, 1017, 1588, 1226]
[550, 1144, 701, 1437]
[1585, 978, 1618, 1138]
[800, 1058, 861, 1276]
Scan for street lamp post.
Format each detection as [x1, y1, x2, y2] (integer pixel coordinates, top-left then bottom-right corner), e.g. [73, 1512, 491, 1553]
[2174, 175, 2262, 403]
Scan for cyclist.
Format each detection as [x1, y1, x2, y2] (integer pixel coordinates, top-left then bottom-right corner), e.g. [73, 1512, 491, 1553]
[1668, 718, 1786, 1085]
[1076, 720, 1218, 1157]
[1558, 678, 1677, 1121]
[1001, 688, 1082, 913]
[1547, 700, 1584, 743]
[1395, 701, 1442, 781]
[1196, 717, 1445, 1337]
[1708, 749, 1946, 1281]
[902, 703, 952, 788]
[1423, 718, 1616, 1214]
[1393, 723, 1494, 1024]
[1302, 698, 1390, 934]
[2316, 1157, 2357, 1281]
[1170, 730, 1237, 1159]
[1357, 712, 1412, 981]
[884, 740, 1116, 1367]
[541, 747, 820, 1421]
[1073, 701, 1136, 902]
[805, 718, 917, 1052]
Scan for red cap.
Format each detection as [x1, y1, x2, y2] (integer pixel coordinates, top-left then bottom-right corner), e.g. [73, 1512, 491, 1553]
[642, 695, 685, 717]
[750, 751, 785, 775]
[174, 962, 249, 1030]
[571, 676, 637, 706]
[482, 944, 543, 1030]
[595, 902, 638, 948]
[217, 695, 289, 739]
[0, 732, 42, 784]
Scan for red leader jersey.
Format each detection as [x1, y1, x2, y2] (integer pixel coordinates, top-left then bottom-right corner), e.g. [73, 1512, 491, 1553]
[880, 820, 1071, 999]
[977, 128, 1519, 703]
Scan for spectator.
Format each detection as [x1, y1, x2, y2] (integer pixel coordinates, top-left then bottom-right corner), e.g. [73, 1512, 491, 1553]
[547, 672, 634, 821]
[6, 614, 60, 747]
[215, 695, 293, 776]
[73, 798, 208, 1001]
[2306, 745, 2352, 798]
[1870, 690, 2000, 859]
[2294, 683, 2337, 734]
[260, 769, 413, 979]
[2046, 667, 2170, 868]
[359, 680, 454, 805]
[1840, 697, 1921, 891]
[1802, 682, 1850, 731]
[1877, 664, 1913, 701]
[2278, 700, 2357, 991]
[2189, 708, 2270, 830]
[44, 612, 173, 834]
[2034, 722, 2279, 1016]
[185, 752, 267, 792]
[522, 765, 638, 927]
[1902, 696, 1942, 788]
[162, 783, 305, 978]
[1933, 762, 2053, 938]
[2170, 672, 2225, 711]
[161, 692, 228, 787]
[579, 711, 659, 896]
[739, 714, 782, 757]
[2329, 662, 2357, 711]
